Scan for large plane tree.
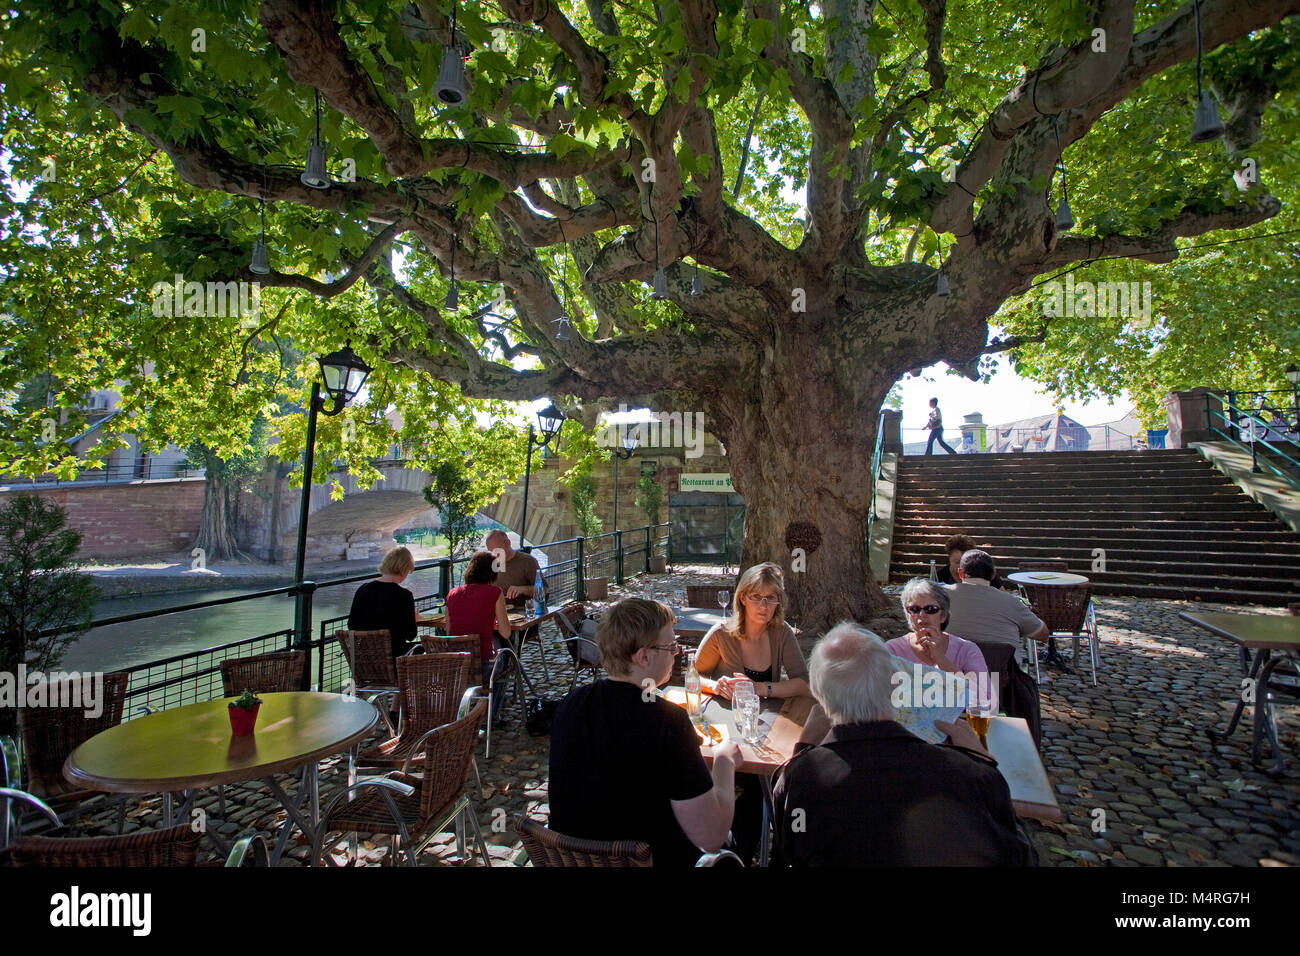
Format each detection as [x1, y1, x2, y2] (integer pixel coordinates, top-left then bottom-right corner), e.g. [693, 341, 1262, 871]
[2, 0, 1297, 630]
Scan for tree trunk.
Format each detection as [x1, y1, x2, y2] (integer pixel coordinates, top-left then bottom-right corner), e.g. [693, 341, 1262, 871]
[709, 320, 908, 640]
[193, 472, 244, 563]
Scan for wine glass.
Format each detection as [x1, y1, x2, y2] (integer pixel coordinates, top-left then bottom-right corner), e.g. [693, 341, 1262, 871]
[731, 680, 755, 735]
[717, 589, 731, 612]
[673, 588, 686, 611]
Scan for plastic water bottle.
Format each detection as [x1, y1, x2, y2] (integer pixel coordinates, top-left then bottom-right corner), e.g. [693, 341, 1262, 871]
[533, 568, 547, 617]
[684, 652, 701, 719]
[929, 559, 938, 581]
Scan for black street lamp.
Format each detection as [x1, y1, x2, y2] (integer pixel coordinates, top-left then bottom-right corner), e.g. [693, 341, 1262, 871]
[520, 403, 564, 547]
[1287, 365, 1300, 428]
[293, 344, 372, 666]
[611, 432, 638, 531]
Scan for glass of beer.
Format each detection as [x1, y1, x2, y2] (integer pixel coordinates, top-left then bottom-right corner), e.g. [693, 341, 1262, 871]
[966, 704, 993, 749]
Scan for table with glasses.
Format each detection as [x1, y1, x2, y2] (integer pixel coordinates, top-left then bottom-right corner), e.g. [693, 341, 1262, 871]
[63, 692, 378, 864]
[1180, 610, 1300, 776]
[671, 608, 729, 643]
[1006, 570, 1091, 672]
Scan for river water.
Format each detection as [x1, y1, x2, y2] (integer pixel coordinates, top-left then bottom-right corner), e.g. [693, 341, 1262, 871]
[62, 567, 449, 673]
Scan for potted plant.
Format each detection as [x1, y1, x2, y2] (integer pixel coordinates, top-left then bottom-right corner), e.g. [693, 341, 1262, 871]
[635, 473, 667, 573]
[228, 688, 263, 735]
[569, 467, 608, 599]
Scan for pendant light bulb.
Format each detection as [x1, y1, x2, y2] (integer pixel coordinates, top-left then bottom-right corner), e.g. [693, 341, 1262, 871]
[250, 237, 270, 275]
[1055, 198, 1075, 231]
[935, 269, 950, 297]
[435, 46, 467, 106]
[650, 267, 668, 300]
[1190, 90, 1225, 143]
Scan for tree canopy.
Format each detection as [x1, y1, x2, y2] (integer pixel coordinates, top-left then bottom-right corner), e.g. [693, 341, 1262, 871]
[2, 0, 1298, 625]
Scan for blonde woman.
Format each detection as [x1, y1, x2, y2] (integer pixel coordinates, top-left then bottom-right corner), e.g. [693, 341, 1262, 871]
[347, 546, 419, 661]
[694, 562, 810, 701]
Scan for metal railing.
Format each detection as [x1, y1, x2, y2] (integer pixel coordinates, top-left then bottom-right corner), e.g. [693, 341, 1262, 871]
[1206, 392, 1300, 488]
[867, 411, 886, 542]
[0, 457, 200, 487]
[37, 523, 671, 714]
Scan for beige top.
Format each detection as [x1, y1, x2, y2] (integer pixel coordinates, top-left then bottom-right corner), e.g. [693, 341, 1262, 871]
[695, 620, 808, 684]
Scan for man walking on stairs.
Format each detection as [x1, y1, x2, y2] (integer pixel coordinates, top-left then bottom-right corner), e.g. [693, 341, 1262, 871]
[925, 398, 957, 455]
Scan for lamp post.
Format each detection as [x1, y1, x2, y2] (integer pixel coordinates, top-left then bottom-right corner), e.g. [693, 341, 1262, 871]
[520, 403, 564, 548]
[611, 433, 638, 531]
[1287, 365, 1300, 429]
[293, 345, 372, 674]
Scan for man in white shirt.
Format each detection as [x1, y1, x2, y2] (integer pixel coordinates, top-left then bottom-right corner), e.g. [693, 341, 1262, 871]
[947, 550, 1048, 666]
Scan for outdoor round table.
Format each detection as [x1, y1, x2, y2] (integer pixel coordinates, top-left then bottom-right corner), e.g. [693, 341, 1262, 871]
[64, 692, 378, 864]
[1006, 571, 1091, 672]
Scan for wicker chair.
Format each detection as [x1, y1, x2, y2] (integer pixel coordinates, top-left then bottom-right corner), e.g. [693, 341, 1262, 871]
[511, 813, 653, 867]
[421, 634, 481, 680]
[16, 671, 131, 829]
[219, 649, 306, 698]
[356, 653, 471, 771]
[2, 788, 269, 867]
[687, 585, 734, 610]
[335, 628, 402, 736]
[313, 699, 489, 866]
[1023, 581, 1098, 685]
[553, 604, 602, 694]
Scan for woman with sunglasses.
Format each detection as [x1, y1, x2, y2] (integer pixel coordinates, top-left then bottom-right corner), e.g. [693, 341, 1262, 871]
[695, 562, 809, 702]
[891, 578, 989, 680]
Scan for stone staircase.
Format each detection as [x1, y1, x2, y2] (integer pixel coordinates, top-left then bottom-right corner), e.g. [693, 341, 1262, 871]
[889, 449, 1300, 605]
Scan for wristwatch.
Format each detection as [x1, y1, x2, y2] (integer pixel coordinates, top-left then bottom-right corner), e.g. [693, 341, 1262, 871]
[766, 682, 773, 698]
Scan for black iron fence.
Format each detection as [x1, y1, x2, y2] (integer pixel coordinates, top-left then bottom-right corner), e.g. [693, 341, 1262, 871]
[1, 457, 199, 487]
[38, 523, 671, 715]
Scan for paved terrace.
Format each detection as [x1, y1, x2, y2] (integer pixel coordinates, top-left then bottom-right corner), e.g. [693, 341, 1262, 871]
[71, 569, 1300, 866]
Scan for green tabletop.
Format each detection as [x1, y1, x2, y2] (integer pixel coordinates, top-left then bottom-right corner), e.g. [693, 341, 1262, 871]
[64, 692, 378, 794]
[1180, 611, 1300, 650]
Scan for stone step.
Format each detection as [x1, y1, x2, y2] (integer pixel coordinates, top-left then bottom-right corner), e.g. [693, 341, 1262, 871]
[891, 556, 1300, 582]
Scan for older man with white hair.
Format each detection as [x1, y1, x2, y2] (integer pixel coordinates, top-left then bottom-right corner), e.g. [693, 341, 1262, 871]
[772, 623, 1035, 866]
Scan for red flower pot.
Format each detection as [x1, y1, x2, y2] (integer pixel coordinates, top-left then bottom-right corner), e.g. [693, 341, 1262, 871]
[228, 703, 261, 735]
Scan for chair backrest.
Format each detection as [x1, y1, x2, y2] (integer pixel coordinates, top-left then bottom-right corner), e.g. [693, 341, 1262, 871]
[1018, 560, 1070, 572]
[511, 813, 653, 867]
[219, 650, 305, 698]
[11, 823, 202, 867]
[686, 585, 732, 609]
[19, 672, 129, 796]
[415, 698, 487, 820]
[397, 653, 471, 737]
[554, 607, 601, 669]
[335, 629, 399, 687]
[421, 634, 481, 678]
[1024, 582, 1093, 634]
[969, 640, 1015, 703]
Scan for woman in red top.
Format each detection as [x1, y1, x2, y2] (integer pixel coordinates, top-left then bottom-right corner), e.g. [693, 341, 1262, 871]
[445, 551, 515, 706]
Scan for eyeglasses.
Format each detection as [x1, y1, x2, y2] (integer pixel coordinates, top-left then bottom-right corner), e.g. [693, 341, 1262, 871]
[744, 595, 780, 607]
[905, 604, 943, 616]
[646, 642, 680, 653]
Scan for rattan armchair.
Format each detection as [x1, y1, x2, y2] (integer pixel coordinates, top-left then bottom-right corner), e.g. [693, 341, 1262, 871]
[313, 699, 489, 866]
[15, 672, 132, 831]
[335, 628, 403, 737]
[511, 813, 653, 867]
[420, 634, 481, 679]
[1023, 581, 1098, 685]
[553, 604, 602, 694]
[687, 585, 734, 609]
[219, 649, 306, 698]
[356, 653, 471, 771]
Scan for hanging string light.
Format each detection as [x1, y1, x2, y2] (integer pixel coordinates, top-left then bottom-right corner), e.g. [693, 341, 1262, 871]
[553, 219, 573, 340]
[1053, 116, 1075, 231]
[250, 197, 271, 275]
[445, 231, 458, 309]
[435, 3, 468, 106]
[1189, 0, 1225, 143]
[301, 89, 330, 189]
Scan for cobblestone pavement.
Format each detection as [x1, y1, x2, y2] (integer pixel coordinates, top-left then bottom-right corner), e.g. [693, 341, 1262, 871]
[67, 570, 1298, 866]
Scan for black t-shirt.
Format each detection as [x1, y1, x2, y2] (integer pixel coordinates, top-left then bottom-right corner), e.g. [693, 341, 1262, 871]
[347, 580, 417, 660]
[549, 679, 714, 866]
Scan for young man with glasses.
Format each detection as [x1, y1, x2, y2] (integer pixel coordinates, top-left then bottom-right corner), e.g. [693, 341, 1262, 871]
[548, 598, 742, 866]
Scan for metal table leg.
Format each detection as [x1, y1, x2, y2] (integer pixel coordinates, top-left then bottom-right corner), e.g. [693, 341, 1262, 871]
[758, 775, 774, 868]
[263, 762, 321, 866]
[1210, 648, 1267, 741]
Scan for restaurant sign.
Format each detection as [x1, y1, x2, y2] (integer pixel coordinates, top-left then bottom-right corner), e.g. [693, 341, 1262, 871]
[679, 473, 734, 492]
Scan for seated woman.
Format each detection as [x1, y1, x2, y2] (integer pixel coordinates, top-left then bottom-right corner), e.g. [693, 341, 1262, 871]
[445, 550, 515, 717]
[936, 534, 1004, 589]
[890, 578, 990, 706]
[695, 562, 810, 701]
[694, 561, 808, 865]
[347, 546, 420, 661]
